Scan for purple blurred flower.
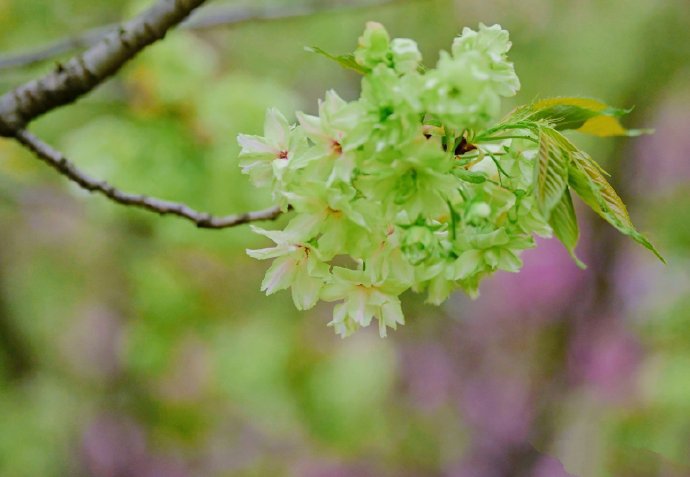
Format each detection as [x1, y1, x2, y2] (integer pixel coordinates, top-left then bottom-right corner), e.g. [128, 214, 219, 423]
[457, 236, 587, 325]
[61, 304, 123, 381]
[460, 376, 534, 447]
[81, 413, 190, 477]
[569, 320, 642, 400]
[155, 336, 210, 403]
[634, 97, 690, 195]
[533, 455, 576, 477]
[401, 342, 455, 411]
[294, 458, 377, 477]
[448, 456, 505, 477]
[81, 414, 147, 477]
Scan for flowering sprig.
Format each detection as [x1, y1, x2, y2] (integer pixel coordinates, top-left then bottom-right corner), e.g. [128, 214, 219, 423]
[239, 23, 662, 337]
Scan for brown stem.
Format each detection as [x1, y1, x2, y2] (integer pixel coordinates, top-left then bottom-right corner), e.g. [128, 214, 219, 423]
[13, 129, 284, 229]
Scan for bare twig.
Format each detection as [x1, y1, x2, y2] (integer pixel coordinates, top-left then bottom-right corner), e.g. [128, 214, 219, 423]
[0, 0, 209, 136]
[13, 129, 284, 229]
[0, 0, 402, 72]
[0, 26, 115, 72]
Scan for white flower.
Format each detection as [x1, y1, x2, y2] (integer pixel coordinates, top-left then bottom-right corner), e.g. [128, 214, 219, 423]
[321, 268, 407, 337]
[237, 108, 307, 190]
[247, 226, 329, 310]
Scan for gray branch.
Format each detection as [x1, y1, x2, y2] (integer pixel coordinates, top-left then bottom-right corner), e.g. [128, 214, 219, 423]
[0, 0, 209, 136]
[12, 129, 283, 228]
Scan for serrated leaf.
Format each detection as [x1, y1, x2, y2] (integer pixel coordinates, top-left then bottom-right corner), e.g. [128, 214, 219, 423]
[535, 127, 570, 218]
[568, 153, 665, 262]
[305, 46, 368, 74]
[530, 104, 599, 131]
[528, 97, 650, 137]
[548, 189, 586, 269]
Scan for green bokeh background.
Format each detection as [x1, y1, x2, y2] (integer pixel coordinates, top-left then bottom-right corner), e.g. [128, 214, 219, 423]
[0, 1, 689, 476]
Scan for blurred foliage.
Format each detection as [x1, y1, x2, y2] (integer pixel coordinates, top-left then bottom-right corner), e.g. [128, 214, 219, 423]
[0, 0, 689, 476]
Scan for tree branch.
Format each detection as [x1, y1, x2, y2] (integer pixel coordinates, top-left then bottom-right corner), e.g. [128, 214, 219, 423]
[0, 0, 209, 136]
[12, 129, 284, 229]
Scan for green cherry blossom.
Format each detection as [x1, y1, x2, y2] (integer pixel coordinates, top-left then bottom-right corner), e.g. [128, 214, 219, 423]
[238, 22, 657, 336]
[321, 268, 407, 338]
[246, 226, 329, 311]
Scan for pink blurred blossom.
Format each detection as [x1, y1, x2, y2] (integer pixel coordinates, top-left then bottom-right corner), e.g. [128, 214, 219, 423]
[81, 413, 190, 477]
[459, 236, 588, 325]
[460, 376, 534, 447]
[634, 96, 690, 195]
[81, 414, 147, 477]
[533, 455, 576, 477]
[401, 342, 455, 411]
[569, 320, 642, 400]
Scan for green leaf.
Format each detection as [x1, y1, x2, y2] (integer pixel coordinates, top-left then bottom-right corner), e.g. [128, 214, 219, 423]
[548, 189, 586, 269]
[305, 46, 368, 74]
[568, 152, 665, 262]
[530, 104, 599, 131]
[535, 127, 570, 218]
[528, 97, 652, 137]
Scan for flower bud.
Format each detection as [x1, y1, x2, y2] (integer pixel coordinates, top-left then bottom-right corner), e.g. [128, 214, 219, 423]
[469, 202, 492, 219]
[355, 22, 391, 69]
[391, 38, 422, 74]
[401, 226, 436, 265]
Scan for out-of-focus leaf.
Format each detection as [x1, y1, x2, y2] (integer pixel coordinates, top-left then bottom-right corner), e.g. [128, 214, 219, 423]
[305, 46, 368, 74]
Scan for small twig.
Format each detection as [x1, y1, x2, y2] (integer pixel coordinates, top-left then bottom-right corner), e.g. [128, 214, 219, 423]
[13, 129, 284, 229]
[0, 25, 114, 71]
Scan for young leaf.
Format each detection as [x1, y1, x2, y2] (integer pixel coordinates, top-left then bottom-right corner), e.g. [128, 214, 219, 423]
[528, 97, 651, 137]
[577, 115, 652, 137]
[305, 46, 368, 74]
[568, 152, 665, 262]
[535, 127, 570, 218]
[548, 189, 586, 269]
[530, 103, 599, 131]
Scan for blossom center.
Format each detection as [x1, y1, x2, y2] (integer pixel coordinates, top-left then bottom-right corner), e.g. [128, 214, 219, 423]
[331, 140, 343, 155]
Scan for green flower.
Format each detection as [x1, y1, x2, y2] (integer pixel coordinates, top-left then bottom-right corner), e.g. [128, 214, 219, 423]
[452, 229, 535, 279]
[296, 90, 357, 184]
[345, 65, 423, 152]
[246, 226, 330, 310]
[321, 268, 407, 337]
[391, 38, 423, 74]
[238, 22, 651, 336]
[282, 181, 377, 259]
[422, 24, 520, 131]
[354, 21, 392, 70]
[451, 24, 520, 97]
[414, 255, 460, 305]
[356, 137, 459, 219]
[363, 226, 415, 286]
[237, 108, 308, 196]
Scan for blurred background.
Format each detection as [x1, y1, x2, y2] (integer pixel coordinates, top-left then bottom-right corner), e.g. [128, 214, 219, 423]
[0, 0, 689, 475]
